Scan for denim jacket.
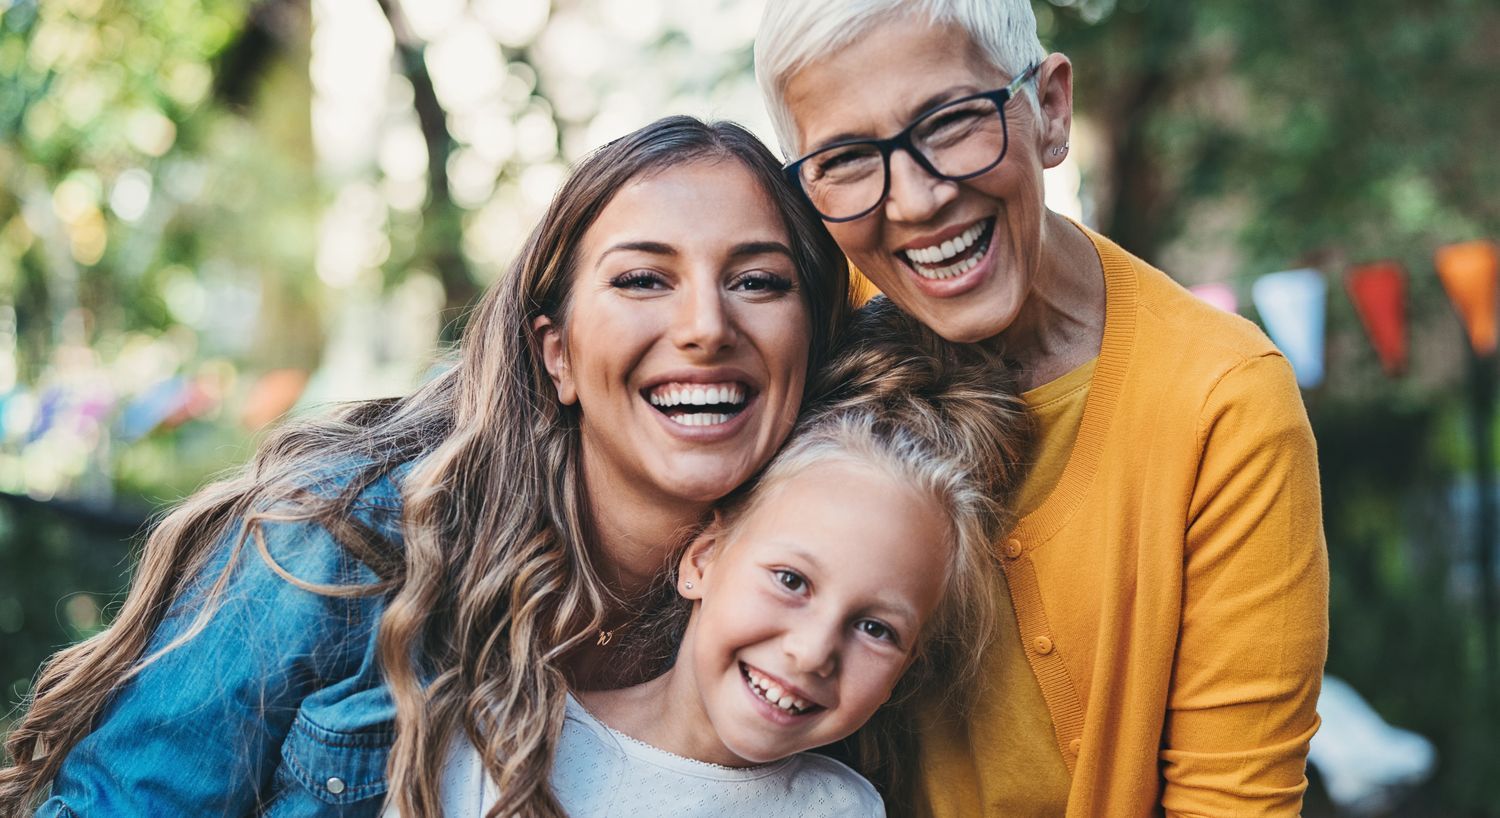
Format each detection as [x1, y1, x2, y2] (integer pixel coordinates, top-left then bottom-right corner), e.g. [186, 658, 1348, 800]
[39, 463, 409, 817]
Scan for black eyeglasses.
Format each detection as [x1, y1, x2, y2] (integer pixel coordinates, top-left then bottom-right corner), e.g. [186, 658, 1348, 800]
[784, 63, 1041, 223]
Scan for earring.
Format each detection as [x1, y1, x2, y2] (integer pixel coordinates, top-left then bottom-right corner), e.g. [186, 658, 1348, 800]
[684, 581, 694, 590]
[1050, 142, 1070, 157]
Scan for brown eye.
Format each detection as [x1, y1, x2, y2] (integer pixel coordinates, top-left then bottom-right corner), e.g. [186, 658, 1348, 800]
[731, 271, 794, 293]
[610, 270, 667, 289]
[856, 619, 896, 644]
[774, 569, 807, 593]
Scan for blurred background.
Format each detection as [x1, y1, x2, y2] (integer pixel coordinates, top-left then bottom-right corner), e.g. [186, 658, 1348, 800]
[1, 0, 1497, 814]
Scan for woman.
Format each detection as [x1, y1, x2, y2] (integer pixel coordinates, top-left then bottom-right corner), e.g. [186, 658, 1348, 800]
[755, 2, 1328, 816]
[0, 116, 851, 817]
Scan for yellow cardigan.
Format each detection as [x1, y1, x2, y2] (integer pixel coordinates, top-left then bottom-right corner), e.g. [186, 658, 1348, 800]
[918, 229, 1328, 817]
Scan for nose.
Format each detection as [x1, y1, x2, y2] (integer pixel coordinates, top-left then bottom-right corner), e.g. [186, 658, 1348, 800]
[884, 148, 958, 225]
[670, 273, 738, 355]
[783, 616, 839, 678]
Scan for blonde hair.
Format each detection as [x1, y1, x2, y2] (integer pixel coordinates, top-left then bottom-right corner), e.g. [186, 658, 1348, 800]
[0, 116, 851, 818]
[755, 0, 1047, 156]
[704, 296, 1030, 803]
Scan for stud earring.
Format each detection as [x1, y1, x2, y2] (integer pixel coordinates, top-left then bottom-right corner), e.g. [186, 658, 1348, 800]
[684, 581, 694, 590]
[1050, 142, 1070, 157]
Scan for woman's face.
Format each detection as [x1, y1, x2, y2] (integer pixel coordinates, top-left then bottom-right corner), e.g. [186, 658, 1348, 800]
[783, 20, 1067, 343]
[676, 460, 951, 766]
[538, 159, 811, 508]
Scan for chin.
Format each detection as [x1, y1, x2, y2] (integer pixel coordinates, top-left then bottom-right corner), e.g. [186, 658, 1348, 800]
[932, 320, 1004, 344]
[655, 464, 754, 504]
[910, 307, 1008, 344]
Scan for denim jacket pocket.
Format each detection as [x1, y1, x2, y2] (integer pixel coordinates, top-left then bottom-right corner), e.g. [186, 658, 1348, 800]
[274, 711, 392, 810]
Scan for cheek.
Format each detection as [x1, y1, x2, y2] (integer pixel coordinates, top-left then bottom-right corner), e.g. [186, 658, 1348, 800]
[828, 222, 884, 268]
[845, 651, 909, 707]
[567, 307, 655, 390]
[752, 302, 813, 389]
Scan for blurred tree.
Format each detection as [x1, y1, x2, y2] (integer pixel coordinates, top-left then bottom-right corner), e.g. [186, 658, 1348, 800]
[1042, 0, 1500, 268]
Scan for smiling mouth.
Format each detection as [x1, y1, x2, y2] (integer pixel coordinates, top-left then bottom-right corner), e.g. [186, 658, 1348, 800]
[644, 382, 753, 427]
[899, 218, 995, 281]
[741, 662, 821, 717]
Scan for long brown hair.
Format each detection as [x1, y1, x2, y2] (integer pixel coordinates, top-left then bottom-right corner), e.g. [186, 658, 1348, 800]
[0, 116, 851, 818]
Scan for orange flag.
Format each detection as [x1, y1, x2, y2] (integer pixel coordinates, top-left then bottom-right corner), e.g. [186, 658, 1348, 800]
[1435, 241, 1499, 355]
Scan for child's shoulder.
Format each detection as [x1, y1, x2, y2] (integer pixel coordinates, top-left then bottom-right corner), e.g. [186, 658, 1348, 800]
[775, 752, 886, 817]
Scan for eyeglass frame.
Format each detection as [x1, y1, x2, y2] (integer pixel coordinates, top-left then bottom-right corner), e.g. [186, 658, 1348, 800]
[783, 62, 1042, 224]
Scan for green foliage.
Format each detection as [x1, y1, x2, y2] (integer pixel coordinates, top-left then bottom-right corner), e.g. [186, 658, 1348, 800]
[1043, 0, 1500, 270]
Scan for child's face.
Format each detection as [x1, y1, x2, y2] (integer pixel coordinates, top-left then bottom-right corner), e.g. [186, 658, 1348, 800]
[678, 459, 952, 765]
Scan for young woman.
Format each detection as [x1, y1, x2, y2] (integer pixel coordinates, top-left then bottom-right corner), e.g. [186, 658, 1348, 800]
[418, 301, 1031, 818]
[0, 116, 851, 818]
[756, 2, 1329, 815]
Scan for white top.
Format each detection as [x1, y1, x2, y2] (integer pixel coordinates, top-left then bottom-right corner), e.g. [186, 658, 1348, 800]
[390, 695, 885, 818]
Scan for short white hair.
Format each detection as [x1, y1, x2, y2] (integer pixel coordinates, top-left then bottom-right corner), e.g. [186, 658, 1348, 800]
[754, 0, 1047, 157]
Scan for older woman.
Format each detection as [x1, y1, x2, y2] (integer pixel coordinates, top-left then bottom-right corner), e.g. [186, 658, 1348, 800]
[756, 2, 1327, 816]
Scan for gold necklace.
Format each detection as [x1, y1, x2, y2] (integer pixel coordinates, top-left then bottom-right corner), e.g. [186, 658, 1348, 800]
[596, 608, 645, 646]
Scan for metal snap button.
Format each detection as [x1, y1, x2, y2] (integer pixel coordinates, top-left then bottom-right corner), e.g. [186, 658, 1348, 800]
[326, 777, 346, 795]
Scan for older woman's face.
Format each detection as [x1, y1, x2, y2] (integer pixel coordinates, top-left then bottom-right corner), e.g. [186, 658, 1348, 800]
[785, 20, 1062, 343]
[537, 159, 811, 509]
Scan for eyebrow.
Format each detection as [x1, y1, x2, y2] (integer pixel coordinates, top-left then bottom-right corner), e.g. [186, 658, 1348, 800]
[868, 595, 920, 629]
[600, 240, 677, 260]
[727, 240, 795, 261]
[781, 543, 826, 574]
[598, 240, 794, 263]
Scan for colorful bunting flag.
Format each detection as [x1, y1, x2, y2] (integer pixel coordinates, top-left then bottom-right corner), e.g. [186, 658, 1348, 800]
[1345, 261, 1408, 376]
[241, 369, 310, 430]
[1190, 283, 1238, 314]
[1252, 268, 1327, 388]
[1435, 241, 1499, 355]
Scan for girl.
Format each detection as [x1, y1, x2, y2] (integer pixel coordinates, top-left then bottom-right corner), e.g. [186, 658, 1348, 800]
[0, 117, 851, 817]
[425, 300, 1030, 816]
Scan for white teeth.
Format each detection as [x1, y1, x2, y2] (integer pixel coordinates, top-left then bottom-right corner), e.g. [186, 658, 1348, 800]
[668, 412, 731, 427]
[914, 246, 985, 281]
[742, 665, 812, 714]
[905, 221, 986, 266]
[647, 383, 748, 408]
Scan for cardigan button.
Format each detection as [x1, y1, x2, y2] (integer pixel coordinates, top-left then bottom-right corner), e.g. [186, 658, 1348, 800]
[1032, 636, 1054, 655]
[1003, 538, 1023, 559]
[1069, 738, 1082, 756]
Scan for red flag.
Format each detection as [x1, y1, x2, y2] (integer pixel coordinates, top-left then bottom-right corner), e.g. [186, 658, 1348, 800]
[1345, 261, 1408, 375]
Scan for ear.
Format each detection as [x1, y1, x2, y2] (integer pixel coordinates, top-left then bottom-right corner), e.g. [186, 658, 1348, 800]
[678, 514, 726, 600]
[531, 314, 577, 405]
[1034, 52, 1075, 170]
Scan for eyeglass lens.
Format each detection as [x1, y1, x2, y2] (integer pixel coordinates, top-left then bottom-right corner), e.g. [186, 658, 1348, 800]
[797, 95, 1009, 221]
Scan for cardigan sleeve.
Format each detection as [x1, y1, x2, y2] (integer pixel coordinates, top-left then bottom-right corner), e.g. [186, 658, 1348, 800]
[1160, 351, 1329, 817]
